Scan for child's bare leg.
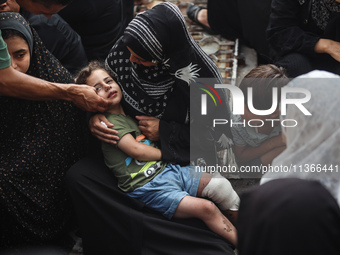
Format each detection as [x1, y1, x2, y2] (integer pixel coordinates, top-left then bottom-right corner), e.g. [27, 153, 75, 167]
[197, 172, 239, 225]
[196, 172, 213, 197]
[174, 196, 237, 247]
[222, 209, 238, 226]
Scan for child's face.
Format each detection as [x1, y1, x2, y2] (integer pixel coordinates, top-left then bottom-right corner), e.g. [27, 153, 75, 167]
[87, 69, 122, 106]
[5, 36, 30, 73]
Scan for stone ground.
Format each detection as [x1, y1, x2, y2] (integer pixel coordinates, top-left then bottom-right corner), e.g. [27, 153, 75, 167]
[69, 1, 260, 254]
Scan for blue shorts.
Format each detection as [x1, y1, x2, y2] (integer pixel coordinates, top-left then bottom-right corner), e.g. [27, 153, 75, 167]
[127, 164, 202, 219]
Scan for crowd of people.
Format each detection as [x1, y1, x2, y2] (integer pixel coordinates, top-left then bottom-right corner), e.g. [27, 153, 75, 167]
[0, 0, 339, 254]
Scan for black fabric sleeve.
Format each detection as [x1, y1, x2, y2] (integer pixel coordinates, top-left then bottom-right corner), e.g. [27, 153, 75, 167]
[24, 13, 88, 75]
[267, 0, 320, 57]
[159, 119, 190, 165]
[238, 178, 340, 255]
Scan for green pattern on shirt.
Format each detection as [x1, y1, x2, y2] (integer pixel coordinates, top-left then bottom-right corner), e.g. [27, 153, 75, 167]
[0, 30, 11, 70]
[102, 113, 166, 192]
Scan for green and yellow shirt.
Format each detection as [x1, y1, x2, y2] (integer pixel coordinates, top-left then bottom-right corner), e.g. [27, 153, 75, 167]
[102, 113, 166, 193]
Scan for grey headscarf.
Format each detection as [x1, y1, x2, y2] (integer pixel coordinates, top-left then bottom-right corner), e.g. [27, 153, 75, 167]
[0, 12, 33, 55]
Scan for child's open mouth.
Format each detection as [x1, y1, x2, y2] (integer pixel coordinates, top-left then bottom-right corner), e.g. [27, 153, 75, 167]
[108, 91, 117, 99]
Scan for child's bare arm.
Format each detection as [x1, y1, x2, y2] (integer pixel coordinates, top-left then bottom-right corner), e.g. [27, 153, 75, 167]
[234, 134, 285, 163]
[118, 133, 162, 161]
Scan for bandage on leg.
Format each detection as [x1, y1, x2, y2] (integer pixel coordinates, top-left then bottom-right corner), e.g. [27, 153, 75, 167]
[201, 172, 240, 211]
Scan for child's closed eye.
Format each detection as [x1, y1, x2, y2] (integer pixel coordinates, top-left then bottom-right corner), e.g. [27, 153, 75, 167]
[94, 86, 101, 92]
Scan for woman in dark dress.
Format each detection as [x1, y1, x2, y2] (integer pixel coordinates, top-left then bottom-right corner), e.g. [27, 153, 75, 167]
[0, 12, 87, 248]
[67, 3, 235, 254]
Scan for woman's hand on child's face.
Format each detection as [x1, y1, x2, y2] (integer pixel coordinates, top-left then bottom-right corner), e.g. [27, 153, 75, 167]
[136, 116, 160, 141]
[89, 114, 119, 145]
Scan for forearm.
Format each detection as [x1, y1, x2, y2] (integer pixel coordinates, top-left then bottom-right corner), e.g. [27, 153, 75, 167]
[236, 137, 283, 163]
[133, 143, 162, 161]
[0, 66, 69, 101]
[314, 39, 340, 62]
[0, 66, 112, 112]
[119, 134, 162, 161]
[314, 39, 330, 54]
[314, 38, 339, 54]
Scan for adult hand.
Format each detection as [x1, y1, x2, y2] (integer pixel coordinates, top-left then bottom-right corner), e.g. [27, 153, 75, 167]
[66, 84, 114, 112]
[89, 114, 119, 145]
[315, 39, 340, 62]
[0, 67, 114, 112]
[136, 115, 160, 141]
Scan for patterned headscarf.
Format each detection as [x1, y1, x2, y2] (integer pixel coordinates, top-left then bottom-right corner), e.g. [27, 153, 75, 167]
[299, 0, 340, 30]
[0, 12, 33, 55]
[106, 2, 223, 118]
[261, 70, 340, 207]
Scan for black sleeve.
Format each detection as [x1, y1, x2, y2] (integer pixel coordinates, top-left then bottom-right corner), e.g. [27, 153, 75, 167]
[26, 13, 88, 74]
[267, 0, 320, 57]
[159, 119, 190, 165]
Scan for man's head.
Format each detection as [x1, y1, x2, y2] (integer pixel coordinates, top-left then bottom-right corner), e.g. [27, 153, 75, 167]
[0, 0, 20, 13]
[15, 0, 72, 17]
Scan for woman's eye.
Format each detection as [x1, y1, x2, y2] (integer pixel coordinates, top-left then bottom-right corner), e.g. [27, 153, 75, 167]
[107, 79, 113, 84]
[95, 87, 101, 91]
[17, 53, 25, 58]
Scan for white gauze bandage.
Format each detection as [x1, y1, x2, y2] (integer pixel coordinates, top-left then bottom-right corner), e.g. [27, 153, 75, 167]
[201, 172, 240, 211]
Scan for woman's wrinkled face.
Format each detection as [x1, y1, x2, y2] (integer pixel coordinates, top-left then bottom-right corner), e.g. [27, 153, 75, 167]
[126, 46, 157, 67]
[5, 35, 30, 73]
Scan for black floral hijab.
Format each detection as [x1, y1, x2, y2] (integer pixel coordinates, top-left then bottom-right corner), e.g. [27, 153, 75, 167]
[299, 0, 340, 30]
[106, 2, 223, 118]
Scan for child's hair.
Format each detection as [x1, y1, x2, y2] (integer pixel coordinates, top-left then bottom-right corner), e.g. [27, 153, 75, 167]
[239, 64, 289, 110]
[2, 29, 27, 42]
[76, 60, 115, 85]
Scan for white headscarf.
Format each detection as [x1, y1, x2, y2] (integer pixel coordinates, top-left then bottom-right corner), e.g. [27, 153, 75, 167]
[261, 70, 340, 206]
